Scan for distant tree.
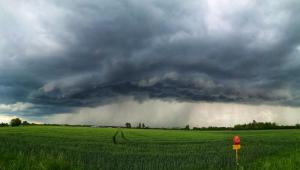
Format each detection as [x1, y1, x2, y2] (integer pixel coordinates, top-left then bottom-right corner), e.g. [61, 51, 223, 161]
[185, 124, 190, 130]
[10, 118, 22, 127]
[22, 121, 30, 125]
[234, 121, 280, 130]
[142, 123, 146, 128]
[0, 123, 9, 127]
[125, 122, 131, 128]
[137, 123, 142, 128]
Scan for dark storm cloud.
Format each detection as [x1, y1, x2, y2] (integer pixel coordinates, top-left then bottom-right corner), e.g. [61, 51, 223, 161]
[1, 0, 300, 114]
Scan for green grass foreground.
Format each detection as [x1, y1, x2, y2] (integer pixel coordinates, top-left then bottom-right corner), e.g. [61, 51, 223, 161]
[0, 126, 300, 170]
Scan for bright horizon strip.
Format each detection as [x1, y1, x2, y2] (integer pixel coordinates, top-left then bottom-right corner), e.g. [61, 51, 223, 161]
[41, 98, 300, 127]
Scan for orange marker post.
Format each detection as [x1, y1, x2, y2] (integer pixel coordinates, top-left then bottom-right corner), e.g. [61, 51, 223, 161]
[232, 136, 241, 166]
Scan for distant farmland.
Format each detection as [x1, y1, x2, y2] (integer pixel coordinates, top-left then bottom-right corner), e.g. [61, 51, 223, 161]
[0, 126, 299, 169]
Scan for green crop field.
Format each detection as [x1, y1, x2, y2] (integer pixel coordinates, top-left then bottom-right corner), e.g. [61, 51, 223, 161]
[0, 126, 300, 170]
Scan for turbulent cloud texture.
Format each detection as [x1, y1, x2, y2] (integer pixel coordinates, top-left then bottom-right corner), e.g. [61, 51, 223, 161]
[1, 0, 300, 123]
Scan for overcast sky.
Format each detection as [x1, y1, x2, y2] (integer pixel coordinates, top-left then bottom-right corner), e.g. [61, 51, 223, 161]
[1, 0, 300, 127]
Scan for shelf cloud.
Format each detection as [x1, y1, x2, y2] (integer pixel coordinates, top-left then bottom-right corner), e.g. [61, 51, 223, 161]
[1, 0, 300, 125]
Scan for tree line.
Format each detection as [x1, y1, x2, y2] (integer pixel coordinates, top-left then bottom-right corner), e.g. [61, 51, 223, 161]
[124, 120, 300, 130]
[0, 118, 34, 127]
[193, 120, 300, 130]
[232, 120, 300, 130]
[2, 119, 300, 130]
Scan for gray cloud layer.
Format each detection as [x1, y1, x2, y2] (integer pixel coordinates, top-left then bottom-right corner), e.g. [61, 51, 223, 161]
[1, 0, 300, 115]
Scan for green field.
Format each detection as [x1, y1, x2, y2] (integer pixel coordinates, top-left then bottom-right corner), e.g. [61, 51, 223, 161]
[0, 126, 300, 170]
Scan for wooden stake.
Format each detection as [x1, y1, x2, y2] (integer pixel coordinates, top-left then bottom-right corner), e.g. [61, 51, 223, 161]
[235, 149, 239, 166]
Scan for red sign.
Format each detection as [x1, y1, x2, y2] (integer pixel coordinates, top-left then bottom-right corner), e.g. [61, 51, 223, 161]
[233, 136, 240, 145]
